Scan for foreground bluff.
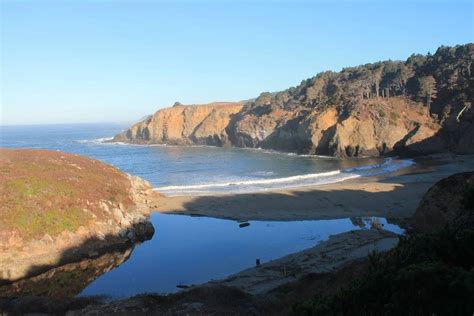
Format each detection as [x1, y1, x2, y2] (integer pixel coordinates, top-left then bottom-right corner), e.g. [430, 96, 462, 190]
[0, 149, 162, 283]
[114, 44, 473, 157]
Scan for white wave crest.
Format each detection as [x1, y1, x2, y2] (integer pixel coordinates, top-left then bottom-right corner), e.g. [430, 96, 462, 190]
[155, 170, 342, 192]
[76, 137, 114, 144]
[155, 158, 414, 196]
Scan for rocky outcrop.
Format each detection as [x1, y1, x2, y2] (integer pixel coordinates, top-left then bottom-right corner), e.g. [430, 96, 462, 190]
[0, 149, 162, 284]
[113, 102, 244, 146]
[228, 98, 442, 156]
[115, 98, 443, 157]
[410, 171, 474, 233]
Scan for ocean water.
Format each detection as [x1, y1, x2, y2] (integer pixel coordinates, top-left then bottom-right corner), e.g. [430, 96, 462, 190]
[0, 123, 408, 298]
[0, 123, 413, 195]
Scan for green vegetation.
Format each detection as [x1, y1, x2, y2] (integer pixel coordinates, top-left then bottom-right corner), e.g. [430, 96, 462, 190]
[4, 176, 88, 238]
[291, 228, 474, 315]
[8, 177, 75, 198]
[249, 44, 472, 121]
[0, 149, 135, 241]
[13, 207, 88, 238]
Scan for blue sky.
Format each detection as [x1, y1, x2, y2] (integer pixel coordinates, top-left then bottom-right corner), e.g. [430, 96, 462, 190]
[1, 0, 473, 125]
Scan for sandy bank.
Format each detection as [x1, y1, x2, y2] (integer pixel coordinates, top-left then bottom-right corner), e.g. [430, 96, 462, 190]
[154, 154, 474, 223]
[214, 229, 398, 295]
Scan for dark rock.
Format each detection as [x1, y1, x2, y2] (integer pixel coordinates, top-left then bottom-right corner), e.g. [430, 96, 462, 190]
[410, 171, 474, 233]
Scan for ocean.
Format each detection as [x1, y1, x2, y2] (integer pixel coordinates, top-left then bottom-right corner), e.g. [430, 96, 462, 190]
[0, 123, 408, 298]
[0, 123, 413, 195]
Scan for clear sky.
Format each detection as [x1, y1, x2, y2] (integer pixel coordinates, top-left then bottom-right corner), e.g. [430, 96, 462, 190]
[1, 0, 473, 125]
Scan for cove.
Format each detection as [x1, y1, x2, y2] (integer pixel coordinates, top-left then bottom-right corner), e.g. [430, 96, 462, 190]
[78, 213, 403, 298]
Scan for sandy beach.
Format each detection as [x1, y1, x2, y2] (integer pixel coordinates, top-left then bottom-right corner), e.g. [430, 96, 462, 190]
[154, 154, 474, 224]
[147, 154, 474, 298]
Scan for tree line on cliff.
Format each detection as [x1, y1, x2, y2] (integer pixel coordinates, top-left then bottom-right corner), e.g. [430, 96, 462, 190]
[116, 44, 473, 156]
[249, 44, 472, 122]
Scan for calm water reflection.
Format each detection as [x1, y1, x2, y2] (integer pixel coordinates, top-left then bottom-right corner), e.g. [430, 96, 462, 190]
[0, 214, 402, 299]
[79, 213, 402, 298]
[0, 248, 133, 299]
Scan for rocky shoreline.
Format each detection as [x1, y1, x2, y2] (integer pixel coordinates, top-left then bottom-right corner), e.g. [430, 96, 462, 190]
[0, 149, 162, 285]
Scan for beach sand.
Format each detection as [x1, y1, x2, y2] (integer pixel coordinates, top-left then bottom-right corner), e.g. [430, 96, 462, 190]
[154, 154, 474, 224]
[216, 229, 399, 295]
[148, 154, 474, 296]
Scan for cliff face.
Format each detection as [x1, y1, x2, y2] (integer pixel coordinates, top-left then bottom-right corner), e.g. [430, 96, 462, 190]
[115, 98, 443, 157]
[226, 98, 442, 157]
[113, 102, 244, 146]
[114, 44, 473, 157]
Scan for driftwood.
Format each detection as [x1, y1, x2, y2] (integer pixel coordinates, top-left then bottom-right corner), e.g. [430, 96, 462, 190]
[456, 104, 471, 122]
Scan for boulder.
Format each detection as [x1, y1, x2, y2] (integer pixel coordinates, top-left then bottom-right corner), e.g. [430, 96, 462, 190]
[410, 172, 474, 233]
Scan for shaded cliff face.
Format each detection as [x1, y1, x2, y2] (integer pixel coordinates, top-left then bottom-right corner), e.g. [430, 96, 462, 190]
[0, 149, 161, 283]
[0, 248, 133, 299]
[227, 98, 441, 157]
[114, 44, 473, 157]
[113, 102, 244, 146]
[410, 171, 474, 233]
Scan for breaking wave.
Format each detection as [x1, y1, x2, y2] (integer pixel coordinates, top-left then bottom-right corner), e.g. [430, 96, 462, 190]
[155, 158, 414, 196]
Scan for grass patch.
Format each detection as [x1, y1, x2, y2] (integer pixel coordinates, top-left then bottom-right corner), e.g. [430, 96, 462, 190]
[13, 208, 88, 238]
[8, 177, 51, 197]
[0, 149, 135, 241]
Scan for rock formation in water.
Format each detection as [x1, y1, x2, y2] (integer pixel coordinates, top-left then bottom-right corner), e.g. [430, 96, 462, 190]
[114, 44, 473, 157]
[0, 148, 162, 284]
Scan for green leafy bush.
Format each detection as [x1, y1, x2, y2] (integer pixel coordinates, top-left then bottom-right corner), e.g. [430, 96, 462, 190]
[292, 228, 474, 315]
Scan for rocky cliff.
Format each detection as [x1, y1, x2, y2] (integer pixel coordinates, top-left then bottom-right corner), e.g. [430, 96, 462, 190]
[0, 149, 162, 283]
[114, 44, 473, 157]
[410, 171, 474, 233]
[113, 102, 244, 146]
[114, 98, 443, 157]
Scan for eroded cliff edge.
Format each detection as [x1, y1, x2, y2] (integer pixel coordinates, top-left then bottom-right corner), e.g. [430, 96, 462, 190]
[114, 44, 473, 157]
[0, 148, 162, 284]
[113, 102, 245, 147]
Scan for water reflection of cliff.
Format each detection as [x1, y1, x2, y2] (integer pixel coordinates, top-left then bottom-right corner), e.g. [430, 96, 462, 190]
[350, 217, 383, 230]
[0, 248, 133, 299]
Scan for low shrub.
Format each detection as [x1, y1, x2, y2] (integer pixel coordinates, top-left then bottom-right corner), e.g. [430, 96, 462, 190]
[292, 228, 474, 315]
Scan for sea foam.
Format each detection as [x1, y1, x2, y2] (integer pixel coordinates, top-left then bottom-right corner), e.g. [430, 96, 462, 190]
[154, 158, 414, 196]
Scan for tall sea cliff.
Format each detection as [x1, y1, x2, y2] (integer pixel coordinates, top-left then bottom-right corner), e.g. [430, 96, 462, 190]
[114, 44, 474, 157]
